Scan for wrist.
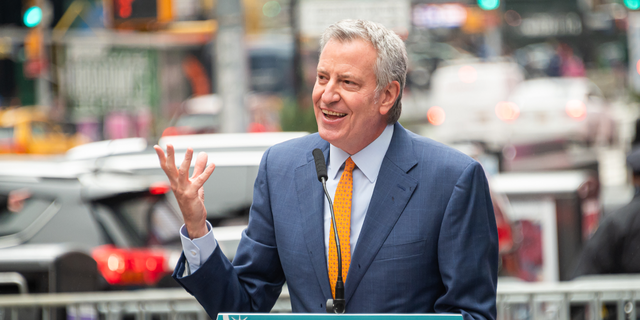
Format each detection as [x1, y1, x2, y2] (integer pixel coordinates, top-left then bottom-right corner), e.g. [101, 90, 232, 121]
[185, 221, 209, 239]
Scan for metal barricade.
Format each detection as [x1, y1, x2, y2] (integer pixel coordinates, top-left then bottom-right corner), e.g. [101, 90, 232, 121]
[498, 276, 640, 320]
[0, 288, 211, 320]
[0, 286, 293, 320]
[0, 272, 28, 294]
[1, 275, 640, 320]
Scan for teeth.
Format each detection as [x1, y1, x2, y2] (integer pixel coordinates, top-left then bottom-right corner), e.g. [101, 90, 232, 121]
[323, 110, 347, 117]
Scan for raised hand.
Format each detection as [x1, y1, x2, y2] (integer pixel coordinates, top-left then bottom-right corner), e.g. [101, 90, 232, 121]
[154, 144, 216, 239]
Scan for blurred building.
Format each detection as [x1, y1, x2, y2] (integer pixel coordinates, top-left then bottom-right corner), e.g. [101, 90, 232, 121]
[0, 0, 295, 141]
[0, 0, 635, 142]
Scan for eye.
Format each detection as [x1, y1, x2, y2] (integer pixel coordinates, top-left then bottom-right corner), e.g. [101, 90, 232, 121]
[343, 80, 358, 88]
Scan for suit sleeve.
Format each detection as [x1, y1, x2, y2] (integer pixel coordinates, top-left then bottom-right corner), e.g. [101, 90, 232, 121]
[434, 161, 498, 320]
[172, 147, 286, 318]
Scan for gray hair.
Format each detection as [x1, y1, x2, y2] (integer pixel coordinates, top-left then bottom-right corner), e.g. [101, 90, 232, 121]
[319, 19, 408, 124]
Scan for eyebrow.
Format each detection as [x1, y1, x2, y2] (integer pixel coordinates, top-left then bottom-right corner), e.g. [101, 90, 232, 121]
[338, 73, 358, 80]
[316, 68, 361, 82]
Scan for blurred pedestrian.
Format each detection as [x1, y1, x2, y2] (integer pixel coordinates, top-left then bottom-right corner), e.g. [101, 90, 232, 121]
[574, 146, 640, 276]
[558, 43, 585, 77]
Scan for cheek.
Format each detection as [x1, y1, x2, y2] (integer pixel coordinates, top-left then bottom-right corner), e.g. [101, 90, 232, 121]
[311, 84, 322, 103]
[313, 105, 321, 119]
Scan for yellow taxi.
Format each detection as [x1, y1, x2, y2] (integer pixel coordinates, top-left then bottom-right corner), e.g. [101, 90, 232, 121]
[0, 107, 87, 154]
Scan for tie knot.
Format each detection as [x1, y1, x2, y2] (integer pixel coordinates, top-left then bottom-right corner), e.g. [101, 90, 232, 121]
[344, 157, 355, 173]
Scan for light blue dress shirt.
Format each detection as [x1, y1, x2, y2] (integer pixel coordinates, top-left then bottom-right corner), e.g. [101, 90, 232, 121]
[180, 124, 394, 274]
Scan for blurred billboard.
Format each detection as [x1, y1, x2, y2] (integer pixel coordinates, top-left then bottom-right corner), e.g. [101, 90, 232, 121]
[64, 45, 158, 119]
[298, 0, 411, 37]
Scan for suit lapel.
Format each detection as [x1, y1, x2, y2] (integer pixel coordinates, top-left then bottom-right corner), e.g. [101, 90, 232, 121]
[295, 142, 333, 300]
[345, 123, 419, 303]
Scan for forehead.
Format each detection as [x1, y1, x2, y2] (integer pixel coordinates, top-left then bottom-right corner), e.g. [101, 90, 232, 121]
[317, 39, 377, 73]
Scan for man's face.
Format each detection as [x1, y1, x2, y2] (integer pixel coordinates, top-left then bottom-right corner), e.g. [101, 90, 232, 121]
[312, 39, 393, 155]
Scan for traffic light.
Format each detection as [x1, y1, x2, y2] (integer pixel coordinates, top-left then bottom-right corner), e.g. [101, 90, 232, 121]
[23, 28, 45, 78]
[625, 0, 640, 10]
[477, 0, 500, 11]
[107, 0, 173, 30]
[24, 29, 42, 60]
[23, 6, 43, 27]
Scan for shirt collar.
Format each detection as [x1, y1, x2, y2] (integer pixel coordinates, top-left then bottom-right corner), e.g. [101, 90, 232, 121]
[328, 124, 394, 183]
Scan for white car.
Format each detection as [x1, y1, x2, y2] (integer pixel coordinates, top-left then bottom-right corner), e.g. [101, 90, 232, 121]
[67, 132, 308, 225]
[503, 77, 615, 146]
[425, 59, 525, 150]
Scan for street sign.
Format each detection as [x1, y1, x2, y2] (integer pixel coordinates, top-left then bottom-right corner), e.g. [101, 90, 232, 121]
[64, 46, 158, 118]
[298, 0, 410, 38]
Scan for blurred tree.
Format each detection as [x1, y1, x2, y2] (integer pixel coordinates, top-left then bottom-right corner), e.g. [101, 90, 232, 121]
[280, 98, 317, 133]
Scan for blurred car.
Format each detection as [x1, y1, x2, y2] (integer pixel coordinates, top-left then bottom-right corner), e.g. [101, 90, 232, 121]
[426, 59, 525, 151]
[0, 158, 182, 294]
[0, 107, 87, 154]
[503, 77, 616, 147]
[71, 131, 309, 226]
[162, 94, 223, 137]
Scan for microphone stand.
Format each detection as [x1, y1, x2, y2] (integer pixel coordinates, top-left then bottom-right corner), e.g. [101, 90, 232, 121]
[320, 176, 346, 314]
[312, 148, 345, 314]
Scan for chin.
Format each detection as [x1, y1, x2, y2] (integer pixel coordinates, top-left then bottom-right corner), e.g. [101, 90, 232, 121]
[317, 127, 331, 142]
[317, 127, 339, 145]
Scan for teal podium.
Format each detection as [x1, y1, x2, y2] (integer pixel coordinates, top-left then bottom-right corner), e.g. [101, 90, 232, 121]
[218, 314, 464, 320]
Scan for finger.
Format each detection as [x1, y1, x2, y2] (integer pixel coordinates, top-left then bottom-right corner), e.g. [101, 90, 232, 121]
[165, 144, 177, 174]
[154, 145, 176, 179]
[154, 145, 167, 168]
[193, 163, 216, 188]
[191, 152, 208, 179]
[178, 148, 194, 183]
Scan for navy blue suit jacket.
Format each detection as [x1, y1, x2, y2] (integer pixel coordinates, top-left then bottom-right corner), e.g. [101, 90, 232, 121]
[173, 123, 498, 319]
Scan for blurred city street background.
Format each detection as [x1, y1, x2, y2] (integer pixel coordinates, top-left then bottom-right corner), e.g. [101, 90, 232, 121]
[1, 0, 640, 319]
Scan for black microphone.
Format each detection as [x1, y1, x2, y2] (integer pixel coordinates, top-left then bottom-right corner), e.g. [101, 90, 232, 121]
[312, 148, 346, 314]
[313, 148, 328, 182]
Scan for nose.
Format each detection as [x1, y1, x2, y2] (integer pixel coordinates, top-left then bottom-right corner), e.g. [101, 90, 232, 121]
[321, 80, 340, 105]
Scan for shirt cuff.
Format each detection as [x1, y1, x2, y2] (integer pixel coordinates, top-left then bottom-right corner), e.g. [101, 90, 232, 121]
[179, 221, 217, 274]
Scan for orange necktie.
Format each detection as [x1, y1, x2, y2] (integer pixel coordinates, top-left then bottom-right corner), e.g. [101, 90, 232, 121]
[328, 157, 355, 298]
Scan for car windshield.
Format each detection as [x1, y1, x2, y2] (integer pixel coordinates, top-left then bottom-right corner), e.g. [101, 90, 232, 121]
[0, 197, 56, 237]
[175, 114, 220, 131]
[95, 193, 183, 248]
[511, 79, 589, 102]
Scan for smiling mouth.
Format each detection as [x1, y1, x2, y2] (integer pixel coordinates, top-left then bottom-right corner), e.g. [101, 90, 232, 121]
[322, 109, 347, 120]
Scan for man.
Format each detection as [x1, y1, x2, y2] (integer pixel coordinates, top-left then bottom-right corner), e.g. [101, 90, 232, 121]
[155, 20, 498, 319]
[574, 146, 640, 276]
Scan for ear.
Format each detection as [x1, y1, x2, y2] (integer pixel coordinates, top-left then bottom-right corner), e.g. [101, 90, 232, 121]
[379, 81, 401, 116]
